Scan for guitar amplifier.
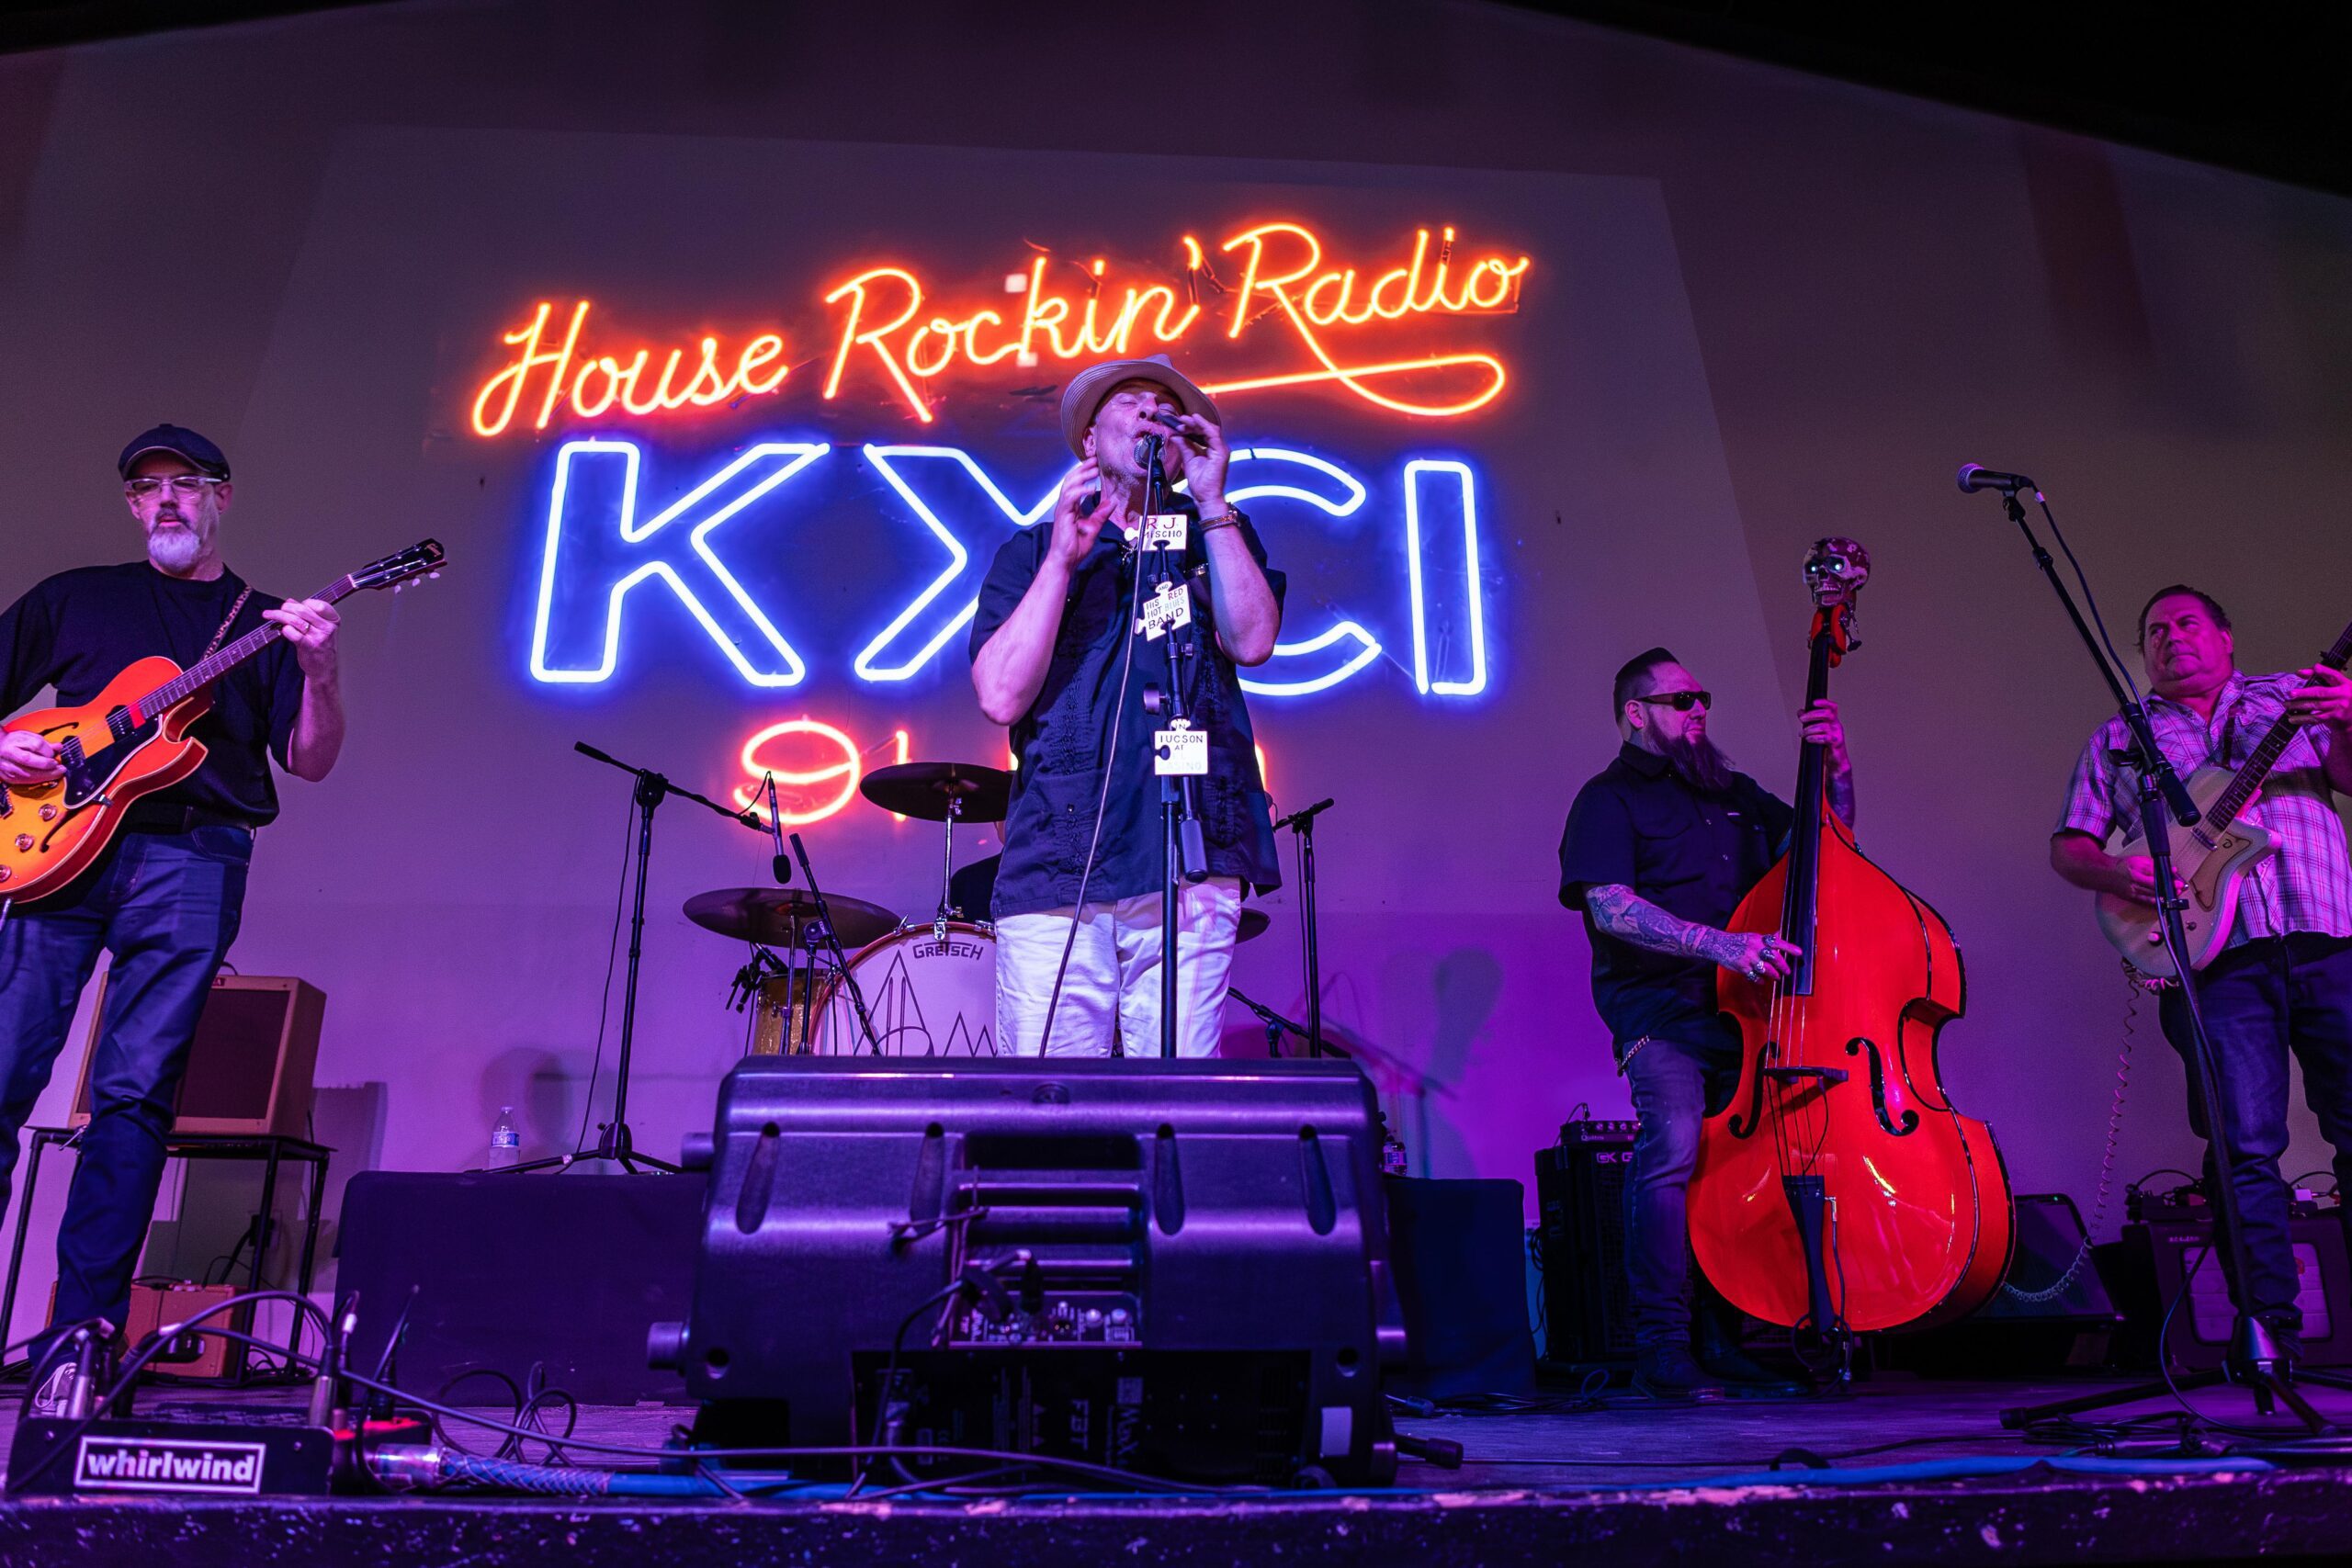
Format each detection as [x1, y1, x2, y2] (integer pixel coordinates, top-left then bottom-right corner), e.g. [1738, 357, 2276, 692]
[2105, 1215, 2352, 1371]
[71, 975, 324, 1139]
[1532, 1117, 1639, 1364]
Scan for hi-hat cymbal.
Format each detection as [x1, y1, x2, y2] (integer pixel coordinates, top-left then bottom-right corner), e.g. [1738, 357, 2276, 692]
[684, 886, 900, 951]
[1238, 907, 1272, 944]
[861, 761, 1012, 823]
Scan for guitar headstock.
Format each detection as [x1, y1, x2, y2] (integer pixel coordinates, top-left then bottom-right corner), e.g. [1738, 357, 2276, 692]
[1804, 536, 1870, 655]
[352, 539, 447, 594]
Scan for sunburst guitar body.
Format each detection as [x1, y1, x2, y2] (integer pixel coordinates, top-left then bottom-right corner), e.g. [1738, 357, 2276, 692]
[0, 659, 218, 901]
[2094, 766, 2275, 980]
[0, 538, 445, 905]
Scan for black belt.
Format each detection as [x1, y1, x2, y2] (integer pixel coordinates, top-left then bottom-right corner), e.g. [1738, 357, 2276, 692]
[119, 802, 258, 836]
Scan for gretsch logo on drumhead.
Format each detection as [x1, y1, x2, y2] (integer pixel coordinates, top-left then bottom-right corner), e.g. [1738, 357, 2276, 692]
[842, 943, 1000, 1057]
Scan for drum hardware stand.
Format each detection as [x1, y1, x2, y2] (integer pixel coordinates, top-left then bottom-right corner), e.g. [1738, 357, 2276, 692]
[1272, 798, 1336, 1056]
[787, 830, 886, 1055]
[1136, 429, 1211, 1061]
[1227, 986, 1318, 1059]
[508, 742, 768, 1175]
[1979, 479, 2351, 1435]
[935, 791, 965, 940]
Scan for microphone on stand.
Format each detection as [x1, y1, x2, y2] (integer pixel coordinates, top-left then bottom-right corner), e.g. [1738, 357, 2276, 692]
[763, 773, 792, 886]
[1956, 464, 2038, 494]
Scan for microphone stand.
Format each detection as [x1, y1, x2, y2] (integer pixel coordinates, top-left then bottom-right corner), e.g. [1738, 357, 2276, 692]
[1983, 483, 2343, 1435]
[505, 741, 768, 1175]
[788, 831, 885, 1055]
[1140, 432, 1210, 1060]
[1272, 798, 1335, 1057]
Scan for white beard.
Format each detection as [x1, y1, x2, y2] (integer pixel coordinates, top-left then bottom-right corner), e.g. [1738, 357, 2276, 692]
[147, 527, 204, 574]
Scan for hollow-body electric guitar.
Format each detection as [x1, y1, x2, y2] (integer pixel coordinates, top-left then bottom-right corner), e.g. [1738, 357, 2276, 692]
[0, 540, 444, 904]
[2096, 617, 2352, 979]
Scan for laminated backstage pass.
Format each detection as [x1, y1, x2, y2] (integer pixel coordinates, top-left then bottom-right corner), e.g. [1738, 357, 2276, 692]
[1136, 580, 1192, 641]
[1125, 513, 1189, 552]
[1155, 721, 1209, 776]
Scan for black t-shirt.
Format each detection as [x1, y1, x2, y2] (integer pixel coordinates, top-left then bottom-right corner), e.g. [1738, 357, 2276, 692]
[1557, 742, 1793, 1052]
[967, 504, 1286, 919]
[948, 852, 1000, 922]
[0, 562, 306, 826]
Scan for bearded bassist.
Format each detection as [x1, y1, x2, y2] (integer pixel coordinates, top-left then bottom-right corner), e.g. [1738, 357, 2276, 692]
[2052, 585, 2352, 1364]
[1556, 646, 1849, 1397]
[0, 424, 344, 1404]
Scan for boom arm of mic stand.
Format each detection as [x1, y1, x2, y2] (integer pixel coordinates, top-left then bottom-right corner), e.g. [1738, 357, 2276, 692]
[1992, 496, 2199, 827]
[787, 831, 884, 1055]
[574, 741, 774, 835]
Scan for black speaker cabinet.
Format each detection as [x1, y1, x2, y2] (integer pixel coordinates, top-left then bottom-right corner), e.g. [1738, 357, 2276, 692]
[71, 974, 323, 1139]
[1532, 1118, 1637, 1364]
[652, 1056, 1408, 1485]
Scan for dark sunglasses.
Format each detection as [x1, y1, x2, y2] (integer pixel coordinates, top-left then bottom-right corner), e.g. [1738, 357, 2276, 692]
[1634, 691, 1711, 712]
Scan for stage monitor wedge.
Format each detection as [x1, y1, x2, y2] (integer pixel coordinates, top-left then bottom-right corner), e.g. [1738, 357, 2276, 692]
[653, 1055, 1407, 1486]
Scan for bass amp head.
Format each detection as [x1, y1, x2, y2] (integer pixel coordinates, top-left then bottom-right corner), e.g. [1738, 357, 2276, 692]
[650, 1055, 1407, 1485]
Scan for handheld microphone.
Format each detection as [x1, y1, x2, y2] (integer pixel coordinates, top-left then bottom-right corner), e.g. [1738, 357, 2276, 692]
[764, 772, 792, 884]
[1956, 464, 2037, 494]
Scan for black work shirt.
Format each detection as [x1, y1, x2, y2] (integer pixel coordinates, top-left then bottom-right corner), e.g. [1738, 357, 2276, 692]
[0, 562, 306, 826]
[1557, 742, 1792, 1053]
[968, 507, 1285, 919]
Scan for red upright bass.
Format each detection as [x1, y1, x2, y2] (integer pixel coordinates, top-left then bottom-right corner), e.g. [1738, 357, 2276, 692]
[1687, 538, 2012, 1338]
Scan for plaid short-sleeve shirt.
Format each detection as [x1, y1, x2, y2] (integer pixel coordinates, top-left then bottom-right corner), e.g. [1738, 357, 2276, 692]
[2057, 671, 2351, 945]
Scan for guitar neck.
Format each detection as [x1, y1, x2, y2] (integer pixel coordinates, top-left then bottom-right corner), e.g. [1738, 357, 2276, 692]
[138, 575, 358, 715]
[2204, 618, 2352, 832]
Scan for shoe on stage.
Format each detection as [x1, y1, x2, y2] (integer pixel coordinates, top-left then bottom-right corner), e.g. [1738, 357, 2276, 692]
[1632, 1343, 1724, 1399]
[1696, 1343, 1809, 1396]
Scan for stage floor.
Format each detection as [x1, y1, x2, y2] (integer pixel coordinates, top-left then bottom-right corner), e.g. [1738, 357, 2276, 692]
[5, 1372, 2352, 1565]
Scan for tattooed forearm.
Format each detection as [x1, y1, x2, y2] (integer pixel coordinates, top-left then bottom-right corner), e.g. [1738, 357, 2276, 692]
[1828, 769, 1857, 829]
[1585, 884, 1738, 964]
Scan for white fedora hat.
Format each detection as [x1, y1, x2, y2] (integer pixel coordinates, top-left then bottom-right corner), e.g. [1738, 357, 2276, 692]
[1057, 354, 1222, 457]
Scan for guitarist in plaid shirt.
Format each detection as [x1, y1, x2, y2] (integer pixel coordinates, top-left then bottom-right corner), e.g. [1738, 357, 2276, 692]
[2052, 585, 2352, 1358]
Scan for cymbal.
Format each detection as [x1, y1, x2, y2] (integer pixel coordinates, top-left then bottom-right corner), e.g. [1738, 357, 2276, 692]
[1238, 907, 1272, 944]
[862, 761, 1012, 823]
[684, 886, 900, 951]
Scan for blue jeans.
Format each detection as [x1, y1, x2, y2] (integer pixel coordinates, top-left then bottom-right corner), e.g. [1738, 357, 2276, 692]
[2159, 933, 2352, 1330]
[1623, 1031, 1744, 1348]
[0, 827, 251, 1338]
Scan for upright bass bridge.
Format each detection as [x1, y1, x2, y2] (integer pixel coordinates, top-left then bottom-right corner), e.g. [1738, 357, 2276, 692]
[1726, 1046, 1849, 1137]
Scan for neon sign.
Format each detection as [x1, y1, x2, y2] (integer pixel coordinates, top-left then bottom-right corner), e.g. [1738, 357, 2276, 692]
[469, 222, 1529, 436]
[526, 438, 1487, 701]
[733, 719, 911, 827]
[528, 439, 826, 687]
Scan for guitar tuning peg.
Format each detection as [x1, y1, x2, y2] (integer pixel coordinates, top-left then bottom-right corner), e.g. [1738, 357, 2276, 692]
[428, 570, 442, 580]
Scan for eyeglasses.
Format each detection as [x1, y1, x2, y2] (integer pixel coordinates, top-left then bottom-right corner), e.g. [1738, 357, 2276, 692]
[124, 476, 222, 500]
[1635, 691, 1711, 712]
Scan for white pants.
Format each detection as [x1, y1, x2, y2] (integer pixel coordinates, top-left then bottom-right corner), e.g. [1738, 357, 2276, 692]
[994, 876, 1243, 1058]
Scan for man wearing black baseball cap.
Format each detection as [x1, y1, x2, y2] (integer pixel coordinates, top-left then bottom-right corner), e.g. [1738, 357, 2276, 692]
[968, 355, 1284, 1057]
[0, 423, 345, 1402]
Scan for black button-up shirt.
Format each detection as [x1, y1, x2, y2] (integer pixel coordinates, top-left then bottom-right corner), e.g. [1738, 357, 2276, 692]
[1557, 742, 1793, 1051]
[968, 507, 1285, 919]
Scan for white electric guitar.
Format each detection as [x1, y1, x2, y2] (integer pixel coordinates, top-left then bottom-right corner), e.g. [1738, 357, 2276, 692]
[2095, 618, 2352, 979]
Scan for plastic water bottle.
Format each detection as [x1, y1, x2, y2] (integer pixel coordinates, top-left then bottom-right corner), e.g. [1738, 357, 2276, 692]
[488, 1107, 521, 1168]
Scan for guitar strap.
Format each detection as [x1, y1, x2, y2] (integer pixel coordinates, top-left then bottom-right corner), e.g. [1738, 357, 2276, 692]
[202, 587, 253, 661]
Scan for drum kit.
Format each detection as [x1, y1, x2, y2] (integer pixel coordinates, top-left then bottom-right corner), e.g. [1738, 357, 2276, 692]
[682, 760, 1278, 1059]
